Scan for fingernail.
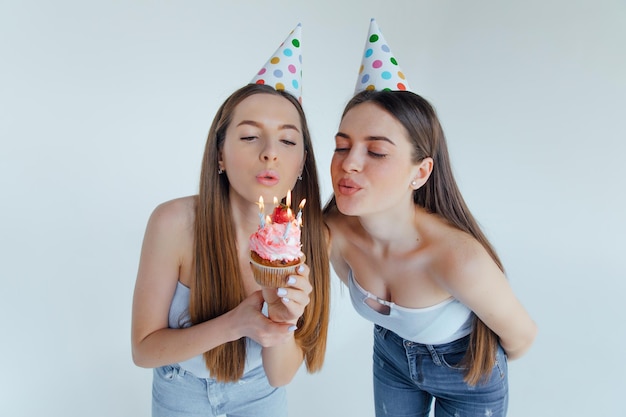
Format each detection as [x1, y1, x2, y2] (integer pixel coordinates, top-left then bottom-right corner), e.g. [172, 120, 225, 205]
[287, 276, 296, 285]
[297, 265, 305, 273]
[277, 288, 287, 296]
[288, 325, 298, 332]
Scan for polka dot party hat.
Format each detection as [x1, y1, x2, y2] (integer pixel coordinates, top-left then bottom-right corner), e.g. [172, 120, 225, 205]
[355, 19, 410, 93]
[250, 23, 303, 102]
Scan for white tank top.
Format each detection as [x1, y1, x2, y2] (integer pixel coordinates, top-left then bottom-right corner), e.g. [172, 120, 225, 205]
[348, 270, 473, 345]
[168, 281, 263, 378]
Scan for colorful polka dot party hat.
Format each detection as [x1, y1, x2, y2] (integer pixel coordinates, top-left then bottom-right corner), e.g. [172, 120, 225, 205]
[355, 18, 410, 93]
[250, 23, 303, 102]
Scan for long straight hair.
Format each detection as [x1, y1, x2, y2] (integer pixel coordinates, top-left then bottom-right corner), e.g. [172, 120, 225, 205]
[324, 90, 500, 385]
[193, 84, 330, 382]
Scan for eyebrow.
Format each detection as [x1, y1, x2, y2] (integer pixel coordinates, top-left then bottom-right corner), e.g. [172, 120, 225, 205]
[237, 120, 300, 133]
[335, 132, 396, 145]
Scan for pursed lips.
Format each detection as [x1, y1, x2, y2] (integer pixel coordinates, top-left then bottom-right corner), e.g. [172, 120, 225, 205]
[337, 178, 362, 195]
[256, 170, 280, 186]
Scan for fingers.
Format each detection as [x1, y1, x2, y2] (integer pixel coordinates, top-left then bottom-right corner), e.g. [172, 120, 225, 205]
[234, 291, 298, 347]
[252, 316, 298, 347]
[275, 264, 312, 305]
[276, 283, 309, 306]
[254, 262, 313, 325]
[265, 272, 311, 324]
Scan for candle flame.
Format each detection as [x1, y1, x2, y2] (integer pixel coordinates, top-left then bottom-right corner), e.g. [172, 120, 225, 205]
[286, 189, 291, 208]
[295, 199, 305, 228]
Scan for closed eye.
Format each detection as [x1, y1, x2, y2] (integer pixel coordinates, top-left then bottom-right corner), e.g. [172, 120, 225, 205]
[368, 151, 387, 158]
[241, 136, 257, 141]
[334, 148, 387, 158]
[281, 139, 297, 146]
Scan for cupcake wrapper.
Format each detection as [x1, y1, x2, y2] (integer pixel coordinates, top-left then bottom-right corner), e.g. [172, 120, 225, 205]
[249, 256, 305, 288]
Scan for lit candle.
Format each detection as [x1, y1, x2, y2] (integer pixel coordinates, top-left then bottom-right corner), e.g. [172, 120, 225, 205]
[257, 196, 265, 227]
[296, 199, 306, 226]
[282, 207, 294, 239]
[286, 189, 291, 208]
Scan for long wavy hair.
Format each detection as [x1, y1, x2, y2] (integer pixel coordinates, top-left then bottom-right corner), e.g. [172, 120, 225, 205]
[324, 90, 501, 385]
[192, 84, 330, 382]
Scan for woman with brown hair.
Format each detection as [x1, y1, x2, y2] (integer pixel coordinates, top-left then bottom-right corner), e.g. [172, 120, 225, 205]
[131, 25, 329, 417]
[324, 19, 536, 417]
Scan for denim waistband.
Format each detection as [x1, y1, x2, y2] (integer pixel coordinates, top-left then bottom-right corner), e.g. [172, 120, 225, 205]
[375, 324, 470, 355]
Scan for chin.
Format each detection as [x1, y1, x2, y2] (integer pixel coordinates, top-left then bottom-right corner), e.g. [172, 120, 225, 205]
[335, 197, 361, 217]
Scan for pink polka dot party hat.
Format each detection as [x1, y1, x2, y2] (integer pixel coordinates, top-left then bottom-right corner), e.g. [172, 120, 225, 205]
[355, 18, 410, 93]
[250, 23, 303, 103]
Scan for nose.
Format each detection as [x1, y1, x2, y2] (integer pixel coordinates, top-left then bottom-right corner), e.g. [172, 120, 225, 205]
[260, 141, 278, 162]
[341, 148, 362, 173]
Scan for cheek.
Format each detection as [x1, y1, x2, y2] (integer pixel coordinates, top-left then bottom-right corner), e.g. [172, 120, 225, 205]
[330, 155, 343, 176]
[370, 167, 408, 193]
[223, 152, 245, 170]
[280, 152, 306, 183]
[222, 140, 243, 164]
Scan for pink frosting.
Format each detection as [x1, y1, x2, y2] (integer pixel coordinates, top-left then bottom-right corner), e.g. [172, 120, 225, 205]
[249, 220, 303, 262]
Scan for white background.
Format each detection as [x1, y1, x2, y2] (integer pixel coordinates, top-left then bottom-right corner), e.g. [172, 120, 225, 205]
[1, 1, 625, 416]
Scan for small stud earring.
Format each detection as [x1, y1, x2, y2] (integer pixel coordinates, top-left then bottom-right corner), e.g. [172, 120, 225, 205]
[218, 167, 224, 174]
[411, 181, 417, 187]
[298, 174, 303, 181]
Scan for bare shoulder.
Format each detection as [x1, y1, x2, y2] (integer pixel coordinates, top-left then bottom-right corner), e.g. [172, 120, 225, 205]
[137, 196, 197, 283]
[142, 196, 197, 257]
[324, 211, 364, 252]
[323, 211, 361, 283]
[323, 207, 342, 228]
[431, 226, 501, 290]
[149, 196, 196, 230]
[324, 211, 360, 238]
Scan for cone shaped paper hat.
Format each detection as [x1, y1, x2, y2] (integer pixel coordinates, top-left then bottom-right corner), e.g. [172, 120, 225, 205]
[355, 19, 410, 93]
[250, 24, 303, 102]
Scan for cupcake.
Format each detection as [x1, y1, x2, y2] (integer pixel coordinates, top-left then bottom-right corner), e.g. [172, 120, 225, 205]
[249, 195, 305, 287]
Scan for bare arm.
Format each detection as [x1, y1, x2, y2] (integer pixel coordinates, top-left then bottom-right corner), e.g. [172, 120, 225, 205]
[261, 331, 303, 386]
[438, 238, 537, 360]
[259, 264, 312, 386]
[131, 199, 296, 369]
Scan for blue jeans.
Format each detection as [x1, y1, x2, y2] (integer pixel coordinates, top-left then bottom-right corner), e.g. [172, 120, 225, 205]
[373, 325, 508, 417]
[152, 363, 287, 417]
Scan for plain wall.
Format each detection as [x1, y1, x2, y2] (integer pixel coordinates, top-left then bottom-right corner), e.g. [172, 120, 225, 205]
[1, 1, 625, 416]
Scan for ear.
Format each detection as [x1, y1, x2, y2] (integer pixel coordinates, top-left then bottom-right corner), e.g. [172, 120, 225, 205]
[218, 150, 225, 171]
[298, 150, 307, 178]
[410, 157, 434, 190]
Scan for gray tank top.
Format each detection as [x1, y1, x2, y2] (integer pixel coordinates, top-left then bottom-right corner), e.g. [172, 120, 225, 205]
[168, 281, 263, 378]
[348, 270, 473, 345]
